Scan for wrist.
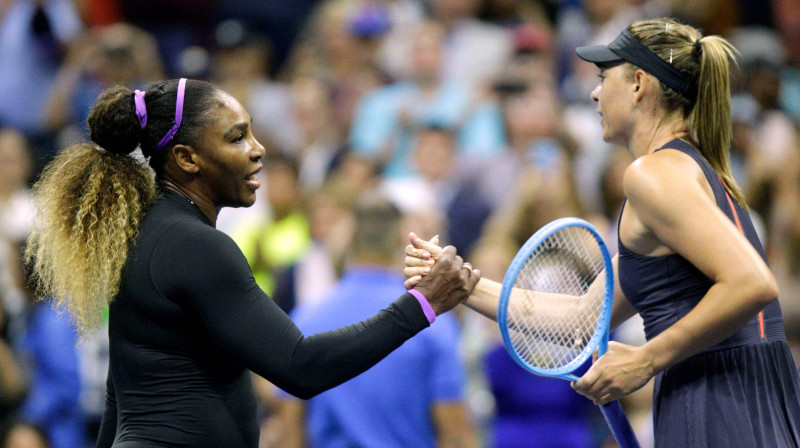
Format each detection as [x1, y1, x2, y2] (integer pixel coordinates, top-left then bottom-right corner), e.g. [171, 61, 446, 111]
[408, 289, 436, 324]
[639, 342, 667, 376]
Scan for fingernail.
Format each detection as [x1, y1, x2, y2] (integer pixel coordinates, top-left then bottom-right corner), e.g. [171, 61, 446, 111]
[427, 259, 435, 266]
[423, 268, 430, 274]
[423, 251, 430, 258]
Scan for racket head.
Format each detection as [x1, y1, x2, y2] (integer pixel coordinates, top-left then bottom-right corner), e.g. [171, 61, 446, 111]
[497, 217, 614, 380]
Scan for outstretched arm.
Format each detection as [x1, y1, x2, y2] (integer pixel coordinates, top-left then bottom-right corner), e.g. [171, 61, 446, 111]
[404, 233, 631, 342]
[153, 225, 478, 400]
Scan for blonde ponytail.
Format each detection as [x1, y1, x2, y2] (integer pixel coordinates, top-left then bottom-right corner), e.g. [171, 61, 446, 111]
[25, 86, 156, 336]
[628, 18, 747, 208]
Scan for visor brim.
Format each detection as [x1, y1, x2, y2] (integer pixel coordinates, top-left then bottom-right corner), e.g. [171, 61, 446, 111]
[576, 45, 623, 64]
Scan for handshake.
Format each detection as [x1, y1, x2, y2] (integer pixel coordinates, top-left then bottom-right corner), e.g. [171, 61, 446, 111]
[402, 233, 480, 316]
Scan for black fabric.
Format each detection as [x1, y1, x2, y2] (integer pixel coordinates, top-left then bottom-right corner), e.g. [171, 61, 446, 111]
[95, 190, 429, 448]
[576, 29, 695, 99]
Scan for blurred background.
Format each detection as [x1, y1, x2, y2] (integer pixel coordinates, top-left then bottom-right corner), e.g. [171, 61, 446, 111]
[1, 0, 799, 447]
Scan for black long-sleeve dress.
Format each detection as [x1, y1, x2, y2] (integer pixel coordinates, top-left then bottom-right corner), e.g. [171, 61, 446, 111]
[96, 190, 431, 448]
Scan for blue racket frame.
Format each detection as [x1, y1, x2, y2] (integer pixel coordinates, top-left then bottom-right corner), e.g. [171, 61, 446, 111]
[497, 217, 640, 448]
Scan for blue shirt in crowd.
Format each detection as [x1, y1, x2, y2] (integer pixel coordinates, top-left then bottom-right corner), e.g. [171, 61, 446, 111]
[289, 267, 467, 448]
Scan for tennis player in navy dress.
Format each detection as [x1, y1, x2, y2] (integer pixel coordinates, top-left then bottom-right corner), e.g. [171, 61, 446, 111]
[404, 17, 800, 447]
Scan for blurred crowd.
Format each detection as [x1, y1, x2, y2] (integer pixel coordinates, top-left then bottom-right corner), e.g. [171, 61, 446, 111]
[1, 0, 799, 447]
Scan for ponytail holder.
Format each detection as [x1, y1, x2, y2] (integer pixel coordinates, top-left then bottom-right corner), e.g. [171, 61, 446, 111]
[134, 90, 147, 129]
[694, 39, 702, 55]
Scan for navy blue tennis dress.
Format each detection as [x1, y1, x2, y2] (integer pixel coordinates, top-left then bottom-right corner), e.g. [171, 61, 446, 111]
[618, 139, 800, 447]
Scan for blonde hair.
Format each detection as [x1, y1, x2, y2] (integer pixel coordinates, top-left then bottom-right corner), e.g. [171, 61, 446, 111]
[627, 18, 746, 208]
[25, 144, 155, 335]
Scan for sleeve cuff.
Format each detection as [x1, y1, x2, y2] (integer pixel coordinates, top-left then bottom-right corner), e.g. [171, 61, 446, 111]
[408, 289, 436, 325]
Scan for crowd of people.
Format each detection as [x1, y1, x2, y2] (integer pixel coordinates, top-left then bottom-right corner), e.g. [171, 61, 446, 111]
[1, 0, 799, 447]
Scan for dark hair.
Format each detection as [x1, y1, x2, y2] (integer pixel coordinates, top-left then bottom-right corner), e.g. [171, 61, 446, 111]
[352, 192, 402, 259]
[87, 79, 222, 170]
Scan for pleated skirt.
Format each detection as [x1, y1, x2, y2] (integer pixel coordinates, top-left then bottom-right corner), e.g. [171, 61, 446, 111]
[653, 339, 800, 447]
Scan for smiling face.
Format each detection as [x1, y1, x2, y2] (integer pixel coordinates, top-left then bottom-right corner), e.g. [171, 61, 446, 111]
[193, 91, 266, 208]
[590, 63, 635, 146]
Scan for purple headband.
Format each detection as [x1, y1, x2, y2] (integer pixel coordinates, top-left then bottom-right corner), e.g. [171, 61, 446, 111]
[155, 78, 187, 152]
[134, 90, 147, 129]
[133, 78, 188, 153]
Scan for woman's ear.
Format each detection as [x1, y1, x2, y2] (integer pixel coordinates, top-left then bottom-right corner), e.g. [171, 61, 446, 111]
[631, 69, 649, 106]
[171, 144, 200, 174]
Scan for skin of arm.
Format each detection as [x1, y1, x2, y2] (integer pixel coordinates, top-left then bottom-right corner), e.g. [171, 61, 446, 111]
[572, 150, 779, 404]
[432, 402, 480, 448]
[406, 235, 638, 336]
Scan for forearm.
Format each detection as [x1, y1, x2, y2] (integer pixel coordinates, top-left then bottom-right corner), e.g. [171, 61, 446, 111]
[642, 278, 775, 373]
[466, 277, 585, 321]
[249, 293, 429, 399]
[464, 277, 502, 320]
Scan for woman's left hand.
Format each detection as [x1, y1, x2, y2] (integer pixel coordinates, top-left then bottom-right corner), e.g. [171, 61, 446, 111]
[403, 233, 441, 289]
[571, 341, 655, 405]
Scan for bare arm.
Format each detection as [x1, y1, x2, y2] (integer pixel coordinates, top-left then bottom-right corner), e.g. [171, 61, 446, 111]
[628, 152, 776, 371]
[574, 150, 778, 403]
[405, 234, 614, 342]
[432, 402, 479, 448]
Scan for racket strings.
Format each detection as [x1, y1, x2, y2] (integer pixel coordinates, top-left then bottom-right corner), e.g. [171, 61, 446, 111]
[506, 226, 606, 371]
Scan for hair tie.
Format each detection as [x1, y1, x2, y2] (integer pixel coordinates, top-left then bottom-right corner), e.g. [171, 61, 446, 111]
[134, 90, 147, 129]
[694, 39, 702, 55]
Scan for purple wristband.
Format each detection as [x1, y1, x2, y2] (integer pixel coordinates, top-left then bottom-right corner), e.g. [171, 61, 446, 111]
[408, 289, 436, 325]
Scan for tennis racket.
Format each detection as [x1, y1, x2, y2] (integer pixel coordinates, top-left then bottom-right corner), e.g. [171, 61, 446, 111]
[497, 217, 640, 448]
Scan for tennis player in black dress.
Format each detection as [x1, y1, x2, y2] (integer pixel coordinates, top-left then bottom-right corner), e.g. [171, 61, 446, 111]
[25, 79, 480, 448]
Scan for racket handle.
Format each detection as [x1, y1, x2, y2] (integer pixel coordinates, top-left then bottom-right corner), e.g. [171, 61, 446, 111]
[599, 400, 641, 448]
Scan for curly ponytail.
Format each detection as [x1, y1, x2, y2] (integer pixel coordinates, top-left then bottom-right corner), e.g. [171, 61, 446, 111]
[25, 86, 156, 335]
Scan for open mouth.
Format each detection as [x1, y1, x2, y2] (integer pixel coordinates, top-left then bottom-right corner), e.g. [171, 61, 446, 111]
[245, 166, 262, 189]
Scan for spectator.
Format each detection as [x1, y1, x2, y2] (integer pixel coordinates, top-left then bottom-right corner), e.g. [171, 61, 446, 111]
[272, 184, 354, 314]
[211, 20, 299, 154]
[428, 0, 515, 86]
[384, 123, 493, 256]
[350, 19, 505, 178]
[231, 153, 311, 296]
[15, 299, 84, 448]
[43, 23, 165, 138]
[0, 0, 82, 135]
[0, 129, 35, 344]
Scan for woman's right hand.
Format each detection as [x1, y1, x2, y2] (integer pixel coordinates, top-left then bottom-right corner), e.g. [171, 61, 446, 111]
[412, 245, 480, 316]
[404, 233, 442, 289]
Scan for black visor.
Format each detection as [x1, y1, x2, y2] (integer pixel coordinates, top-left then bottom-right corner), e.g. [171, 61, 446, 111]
[576, 29, 696, 100]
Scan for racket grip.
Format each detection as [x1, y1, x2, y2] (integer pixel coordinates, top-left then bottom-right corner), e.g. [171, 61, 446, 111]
[599, 400, 641, 448]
